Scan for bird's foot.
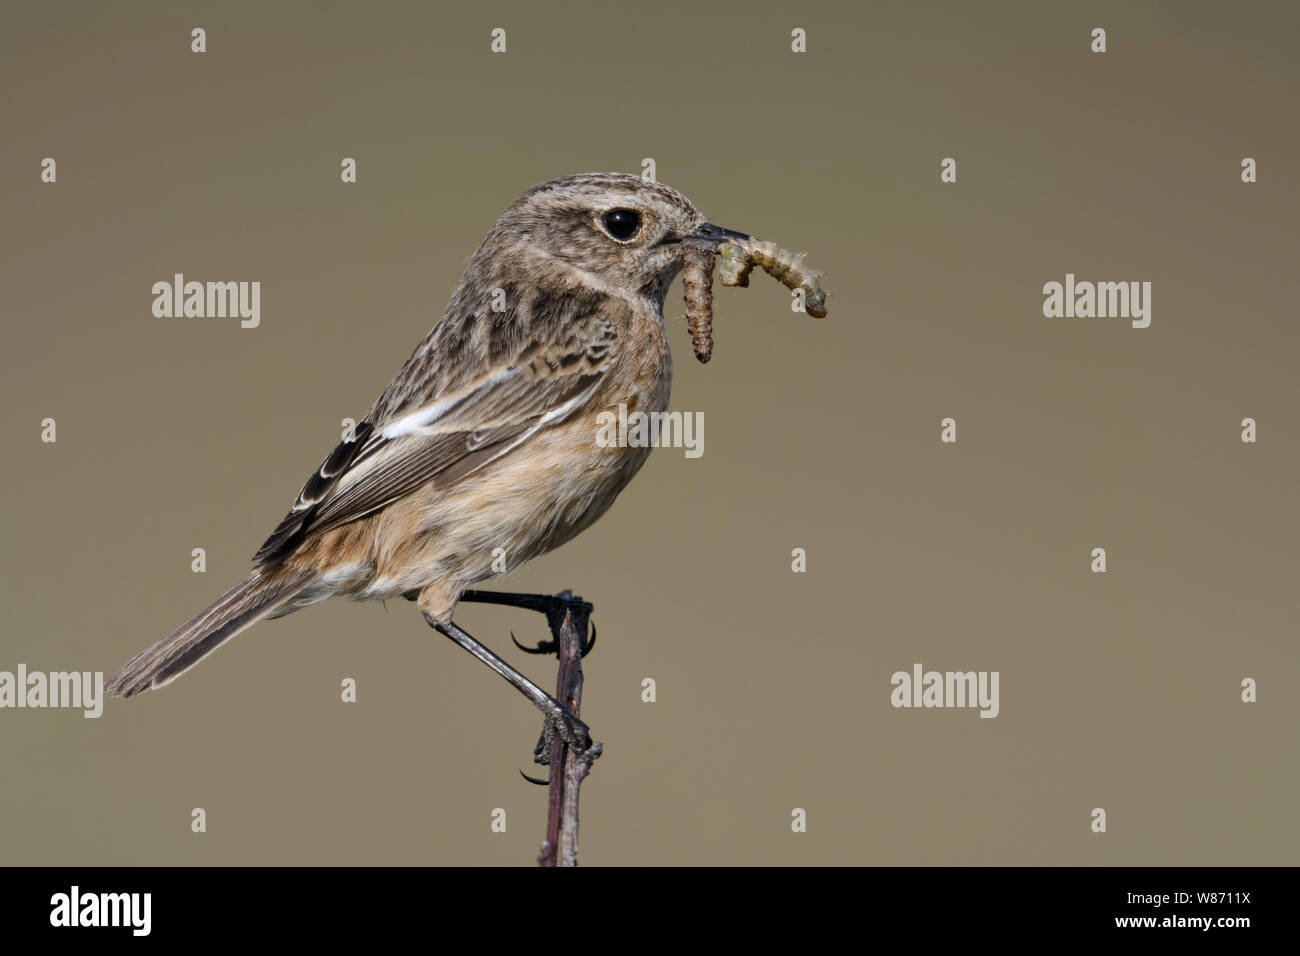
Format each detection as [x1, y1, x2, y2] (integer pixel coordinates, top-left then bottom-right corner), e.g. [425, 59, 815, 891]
[507, 591, 596, 658]
[532, 699, 593, 766]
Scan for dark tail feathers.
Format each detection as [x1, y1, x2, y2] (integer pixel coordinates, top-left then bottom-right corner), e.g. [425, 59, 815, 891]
[108, 568, 314, 698]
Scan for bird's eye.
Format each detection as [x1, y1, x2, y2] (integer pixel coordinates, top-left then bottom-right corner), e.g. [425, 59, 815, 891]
[601, 208, 642, 242]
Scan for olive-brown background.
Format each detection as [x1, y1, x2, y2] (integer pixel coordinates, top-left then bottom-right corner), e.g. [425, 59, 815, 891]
[2, 0, 1295, 865]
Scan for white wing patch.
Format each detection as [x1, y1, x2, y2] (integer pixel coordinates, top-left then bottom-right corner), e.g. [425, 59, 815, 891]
[380, 368, 522, 440]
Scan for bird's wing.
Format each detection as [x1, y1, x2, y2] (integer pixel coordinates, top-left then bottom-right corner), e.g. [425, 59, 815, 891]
[252, 300, 621, 567]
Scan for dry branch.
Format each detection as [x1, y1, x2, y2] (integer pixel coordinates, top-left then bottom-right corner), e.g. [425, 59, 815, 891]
[537, 602, 601, 867]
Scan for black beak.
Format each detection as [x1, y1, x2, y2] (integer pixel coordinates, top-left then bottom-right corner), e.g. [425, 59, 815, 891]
[691, 222, 750, 245]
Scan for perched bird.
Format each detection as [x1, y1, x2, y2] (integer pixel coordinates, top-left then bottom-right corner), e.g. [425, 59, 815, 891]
[108, 172, 748, 748]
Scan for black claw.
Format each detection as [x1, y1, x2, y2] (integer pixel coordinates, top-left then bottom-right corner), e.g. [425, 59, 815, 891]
[510, 630, 557, 655]
[519, 769, 550, 786]
[466, 590, 595, 657]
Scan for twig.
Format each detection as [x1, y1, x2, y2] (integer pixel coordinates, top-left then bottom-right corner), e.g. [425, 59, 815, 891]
[537, 601, 602, 867]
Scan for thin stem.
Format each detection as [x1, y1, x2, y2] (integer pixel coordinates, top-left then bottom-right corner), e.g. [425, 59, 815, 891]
[538, 604, 601, 867]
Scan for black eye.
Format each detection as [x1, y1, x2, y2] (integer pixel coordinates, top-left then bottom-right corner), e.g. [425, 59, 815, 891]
[601, 208, 641, 241]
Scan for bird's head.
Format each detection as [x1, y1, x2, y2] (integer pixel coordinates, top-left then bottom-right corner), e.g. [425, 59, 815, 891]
[486, 172, 747, 307]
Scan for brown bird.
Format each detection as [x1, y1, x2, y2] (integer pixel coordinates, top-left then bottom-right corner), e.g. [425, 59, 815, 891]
[108, 172, 749, 749]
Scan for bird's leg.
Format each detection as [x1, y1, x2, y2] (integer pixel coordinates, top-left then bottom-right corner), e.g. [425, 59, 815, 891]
[458, 589, 596, 657]
[424, 613, 592, 762]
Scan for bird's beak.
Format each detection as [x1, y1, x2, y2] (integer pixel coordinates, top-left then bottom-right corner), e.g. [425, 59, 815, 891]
[691, 222, 750, 246]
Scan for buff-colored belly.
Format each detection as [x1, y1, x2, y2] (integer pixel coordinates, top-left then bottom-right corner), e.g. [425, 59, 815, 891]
[324, 406, 653, 618]
[292, 320, 672, 621]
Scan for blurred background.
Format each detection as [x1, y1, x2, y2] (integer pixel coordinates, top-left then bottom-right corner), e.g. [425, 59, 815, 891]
[1, 0, 1296, 865]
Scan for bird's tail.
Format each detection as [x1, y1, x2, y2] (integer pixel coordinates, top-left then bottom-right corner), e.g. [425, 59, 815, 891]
[107, 567, 316, 698]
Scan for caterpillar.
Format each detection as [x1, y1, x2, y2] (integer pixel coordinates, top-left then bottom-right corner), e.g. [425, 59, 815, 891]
[680, 234, 828, 363]
[716, 241, 754, 289]
[681, 238, 718, 363]
[719, 238, 828, 318]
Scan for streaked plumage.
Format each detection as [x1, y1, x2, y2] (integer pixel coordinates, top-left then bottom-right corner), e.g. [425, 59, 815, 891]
[109, 172, 729, 699]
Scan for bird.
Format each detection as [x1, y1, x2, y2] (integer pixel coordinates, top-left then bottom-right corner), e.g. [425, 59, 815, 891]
[107, 172, 750, 749]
